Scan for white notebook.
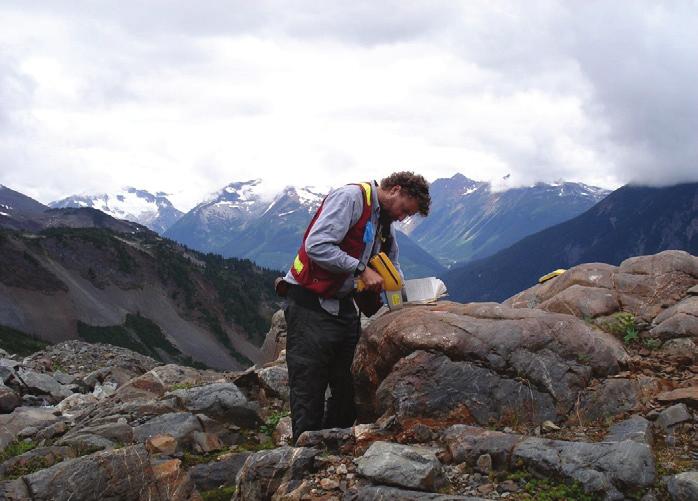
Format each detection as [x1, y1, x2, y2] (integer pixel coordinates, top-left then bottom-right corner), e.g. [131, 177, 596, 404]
[404, 277, 448, 304]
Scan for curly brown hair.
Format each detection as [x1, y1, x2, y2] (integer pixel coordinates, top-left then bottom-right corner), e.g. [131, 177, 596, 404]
[380, 171, 431, 216]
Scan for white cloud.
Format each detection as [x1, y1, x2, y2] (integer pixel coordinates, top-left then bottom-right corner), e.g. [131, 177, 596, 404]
[0, 1, 696, 211]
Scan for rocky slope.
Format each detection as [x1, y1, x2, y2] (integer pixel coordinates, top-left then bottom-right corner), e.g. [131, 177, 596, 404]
[0, 225, 281, 370]
[1, 249, 697, 499]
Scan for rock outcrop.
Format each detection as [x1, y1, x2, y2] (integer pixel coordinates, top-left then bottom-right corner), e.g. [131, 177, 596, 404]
[352, 302, 628, 427]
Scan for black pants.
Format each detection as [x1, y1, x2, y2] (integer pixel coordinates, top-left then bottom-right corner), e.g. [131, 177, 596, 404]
[284, 286, 360, 443]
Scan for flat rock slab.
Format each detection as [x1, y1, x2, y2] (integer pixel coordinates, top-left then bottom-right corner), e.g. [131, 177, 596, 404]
[356, 441, 448, 492]
[169, 382, 261, 428]
[234, 446, 318, 501]
[15, 369, 74, 402]
[657, 387, 698, 407]
[353, 302, 627, 427]
[656, 404, 692, 432]
[133, 412, 202, 443]
[442, 425, 655, 499]
[667, 471, 698, 501]
[605, 415, 653, 444]
[513, 437, 655, 499]
[350, 484, 487, 500]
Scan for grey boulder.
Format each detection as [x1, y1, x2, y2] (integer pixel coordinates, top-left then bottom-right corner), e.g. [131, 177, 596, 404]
[356, 441, 449, 492]
[169, 382, 261, 427]
[667, 471, 698, 501]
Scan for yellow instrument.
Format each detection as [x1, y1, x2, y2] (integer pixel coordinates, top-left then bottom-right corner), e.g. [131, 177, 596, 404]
[355, 252, 404, 310]
[538, 268, 566, 284]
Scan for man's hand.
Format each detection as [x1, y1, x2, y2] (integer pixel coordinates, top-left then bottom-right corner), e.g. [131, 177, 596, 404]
[359, 267, 384, 292]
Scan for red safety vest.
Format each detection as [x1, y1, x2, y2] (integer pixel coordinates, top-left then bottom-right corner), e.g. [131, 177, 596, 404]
[290, 182, 373, 298]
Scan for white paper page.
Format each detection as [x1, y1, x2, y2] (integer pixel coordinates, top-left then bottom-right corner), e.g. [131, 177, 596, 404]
[404, 277, 447, 303]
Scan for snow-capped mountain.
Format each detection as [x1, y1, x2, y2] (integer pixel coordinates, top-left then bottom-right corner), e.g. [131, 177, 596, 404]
[164, 180, 328, 270]
[49, 187, 183, 234]
[399, 173, 610, 266]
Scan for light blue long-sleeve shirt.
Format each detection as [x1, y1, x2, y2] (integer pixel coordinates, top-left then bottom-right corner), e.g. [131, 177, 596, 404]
[283, 180, 402, 315]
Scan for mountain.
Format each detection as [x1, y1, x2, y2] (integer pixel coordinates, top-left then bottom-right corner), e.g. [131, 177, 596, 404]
[0, 218, 281, 370]
[50, 187, 184, 234]
[443, 182, 698, 303]
[399, 173, 610, 266]
[0, 184, 50, 231]
[165, 180, 445, 277]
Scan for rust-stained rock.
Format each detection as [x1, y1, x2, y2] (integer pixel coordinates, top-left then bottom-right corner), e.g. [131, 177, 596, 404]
[18, 444, 200, 500]
[146, 434, 177, 455]
[352, 303, 627, 426]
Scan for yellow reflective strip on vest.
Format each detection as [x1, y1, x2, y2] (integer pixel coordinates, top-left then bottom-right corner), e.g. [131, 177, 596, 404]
[293, 254, 304, 274]
[360, 182, 372, 206]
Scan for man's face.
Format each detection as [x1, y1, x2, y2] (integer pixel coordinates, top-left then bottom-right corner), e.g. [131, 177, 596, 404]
[382, 186, 419, 222]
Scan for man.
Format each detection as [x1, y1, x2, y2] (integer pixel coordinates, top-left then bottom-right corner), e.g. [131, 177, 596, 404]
[280, 171, 431, 442]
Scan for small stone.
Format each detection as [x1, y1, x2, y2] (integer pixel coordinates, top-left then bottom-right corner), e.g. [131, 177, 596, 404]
[542, 420, 561, 432]
[192, 432, 224, 453]
[498, 479, 520, 493]
[477, 483, 495, 495]
[503, 427, 514, 433]
[336, 464, 348, 475]
[476, 453, 492, 474]
[320, 478, 339, 490]
[656, 403, 692, 431]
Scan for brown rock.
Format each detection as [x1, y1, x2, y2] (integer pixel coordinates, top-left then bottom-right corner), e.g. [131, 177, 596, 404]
[146, 434, 177, 455]
[656, 387, 698, 407]
[539, 285, 620, 319]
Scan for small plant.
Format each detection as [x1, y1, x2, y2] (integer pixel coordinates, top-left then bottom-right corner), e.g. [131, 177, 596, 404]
[599, 312, 639, 344]
[510, 470, 595, 501]
[259, 410, 290, 437]
[643, 338, 662, 350]
[0, 440, 36, 463]
[5, 456, 50, 479]
[576, 353, 591, 363]
[200, 485, 236, 501]
[170, 382, 195, 391]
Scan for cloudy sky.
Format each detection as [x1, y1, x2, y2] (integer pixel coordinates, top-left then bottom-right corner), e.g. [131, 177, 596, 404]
[1, 1, 696, 210]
